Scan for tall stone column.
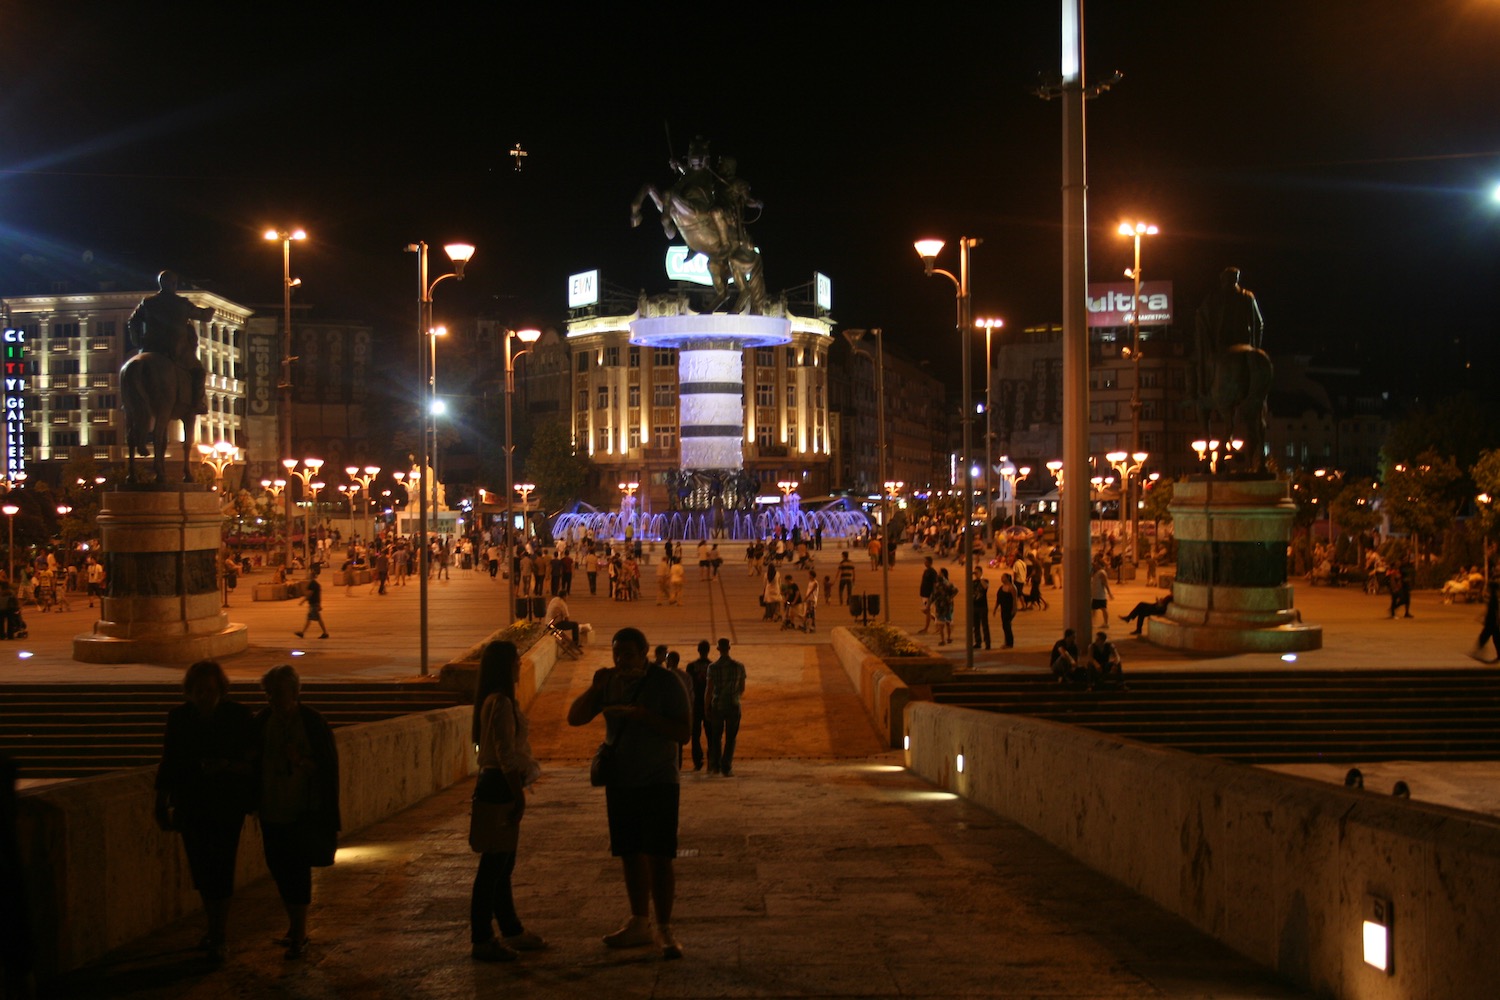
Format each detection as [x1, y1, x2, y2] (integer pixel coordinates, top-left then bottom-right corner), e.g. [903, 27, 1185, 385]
[73, 489, 249, 664]
[679, 345, 745, 470]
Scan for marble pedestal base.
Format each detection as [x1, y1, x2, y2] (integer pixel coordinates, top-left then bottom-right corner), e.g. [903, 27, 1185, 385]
[73, 488, 249, 664]
[1146, 476, 1322, 654]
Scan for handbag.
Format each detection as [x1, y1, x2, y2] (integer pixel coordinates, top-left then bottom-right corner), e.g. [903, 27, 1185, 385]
[589, 670, 651, 787]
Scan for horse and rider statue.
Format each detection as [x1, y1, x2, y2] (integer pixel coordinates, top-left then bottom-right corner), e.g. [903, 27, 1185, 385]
[1191, 266, 1273, 474]
[121, 270, 212, 484]
[631, 135, 769, 315]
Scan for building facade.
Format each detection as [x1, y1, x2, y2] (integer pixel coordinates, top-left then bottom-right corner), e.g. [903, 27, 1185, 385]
[2, 287, 251, 479]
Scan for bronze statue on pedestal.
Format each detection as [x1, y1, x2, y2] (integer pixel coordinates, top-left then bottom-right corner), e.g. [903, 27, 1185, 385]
[1193, 267, 1273, 473]
[121, 270, 212, 483]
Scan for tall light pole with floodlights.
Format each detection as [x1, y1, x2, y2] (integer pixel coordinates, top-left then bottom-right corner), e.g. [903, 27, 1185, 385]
[1118, 220, 1157, 559]
[264, 228, 305, 571]
[976, 317, 1004, 544]
[404, 241, 473, 676]
[283, 457, 324, 565]
[916, 237, 980, 673]
[503, 328, 541, 622]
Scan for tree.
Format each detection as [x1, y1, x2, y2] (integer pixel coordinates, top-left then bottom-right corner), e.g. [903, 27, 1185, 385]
[1382, 393, 1498, 479]
[1330, 476, 1380, 565]
[524, 421, 591, 515]
[1383, 450, 1462, 559]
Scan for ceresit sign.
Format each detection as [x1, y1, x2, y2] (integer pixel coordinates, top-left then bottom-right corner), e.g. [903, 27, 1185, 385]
[567, 269, 599, 308]
[1087, 280, 1172, 328]
[664, 246, 714, 286]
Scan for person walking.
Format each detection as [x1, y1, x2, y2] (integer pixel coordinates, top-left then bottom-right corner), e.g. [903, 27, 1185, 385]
[585, 549, 600, 595]
[1387, 560, 1413, 619]
[704, 638, 746, 777]
[931, 568, 956, 645]
[836, 551, 855, 606]
[294, 568, 328, 639]
[1090, 560, 1113, 628]
[684, 640, 711, 771]
[253, 665, 340, 960]
[918, 557, 938, 634]
[566, 627, 689, 960]
[468, 641, 546, 962]
[154, 660, 255, 963]
[1470, 580, 1500, 662]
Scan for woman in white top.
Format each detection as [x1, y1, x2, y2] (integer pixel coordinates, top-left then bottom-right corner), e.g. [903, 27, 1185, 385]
[469, 641, 545, 962]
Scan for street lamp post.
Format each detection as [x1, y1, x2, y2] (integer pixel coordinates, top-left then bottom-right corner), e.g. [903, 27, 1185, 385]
[513, 482, 536, 617]
[841, 328, 889, 616]
[1105, 450, 1148, 563]
[2, 504, 17, 585]
[976, 317, 1004, 545]
[503, 328, 541, 623]
[345, 465, 380, 542]
[283, 457, 324, 566]
[404, 241, 474, 676]
[881, 480, 903, 621]
[916, 237, 980, 673]
[199, 441, 239, 608]
[264, 228, 306, 572]
[994, 461, 1031, 531]
[1118, 220, 1157, 562]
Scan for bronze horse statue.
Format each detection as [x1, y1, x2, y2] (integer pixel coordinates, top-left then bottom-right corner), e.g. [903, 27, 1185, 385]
[631, 139, 767, 314]
[121, 351, 197, 484]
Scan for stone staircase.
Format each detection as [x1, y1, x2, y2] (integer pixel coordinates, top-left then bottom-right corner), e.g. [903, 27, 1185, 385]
[0, 682, 463, 779]
[926, 669, 1500, 764]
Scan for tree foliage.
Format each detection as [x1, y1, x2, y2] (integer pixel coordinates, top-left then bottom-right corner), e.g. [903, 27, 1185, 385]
[524, 421, 591, 513]
[1140, 477, 1175, 526]
[1382, 393, 1498, 480]
[1382, 449, 1462, 553]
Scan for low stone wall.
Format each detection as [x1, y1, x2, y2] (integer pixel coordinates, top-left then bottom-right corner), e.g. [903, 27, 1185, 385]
[437, 630, 559, 706]
[16, 703, 477, 978]
[905, 701, 1500, 1000]
[829, 627, 911, 748]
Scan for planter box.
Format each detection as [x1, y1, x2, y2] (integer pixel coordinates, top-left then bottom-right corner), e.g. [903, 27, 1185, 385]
[882, 656, 955, 685]
[253, 583, 290, 602]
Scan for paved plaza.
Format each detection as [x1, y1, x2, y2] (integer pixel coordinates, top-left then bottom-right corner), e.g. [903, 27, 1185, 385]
[17, 543, 1500, 996]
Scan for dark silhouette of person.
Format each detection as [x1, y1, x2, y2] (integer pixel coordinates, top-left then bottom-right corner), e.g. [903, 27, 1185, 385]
[127, 269, 212, 414]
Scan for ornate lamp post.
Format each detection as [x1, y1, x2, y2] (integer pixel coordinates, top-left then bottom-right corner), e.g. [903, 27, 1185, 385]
[405, 241, 473, 676]
[283, 457, 324, 566]
[1105, 450, 1148, 563]
[198, 442, 239, 607]
[916, 236, 980, 673]
[881, 480, 904, 621]
[264, 227, 306, 571]
[503, 328, 541, 622]
[1117, 221, 1158, 507]
[345, 465, 380, 542]
[994, 461, 1031, 530]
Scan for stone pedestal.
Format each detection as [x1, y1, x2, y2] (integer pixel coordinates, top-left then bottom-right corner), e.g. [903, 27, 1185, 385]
[74, 488, 249, 664]
[1147, 476, 1322, 654]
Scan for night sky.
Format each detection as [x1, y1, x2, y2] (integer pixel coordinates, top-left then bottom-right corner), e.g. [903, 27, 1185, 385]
[3, 1, 1498, 400]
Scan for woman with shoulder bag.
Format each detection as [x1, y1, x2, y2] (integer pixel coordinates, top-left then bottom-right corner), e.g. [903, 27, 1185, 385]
[469, 641, 546, 962]
[254, 664, 340, 960]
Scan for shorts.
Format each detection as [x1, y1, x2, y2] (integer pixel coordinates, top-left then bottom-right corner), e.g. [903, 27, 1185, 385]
[1091, 599, 1107, 611]
[605, 783, 680, 858]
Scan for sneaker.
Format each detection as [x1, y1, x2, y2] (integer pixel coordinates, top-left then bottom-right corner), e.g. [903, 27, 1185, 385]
[658, 925, 683, 960]
[319, 633, 330, 639]
[472, 938, 519, 963]
[294, 631, 304, 638]
[501, 931, 547, 952]
[603, 918, 654, 949]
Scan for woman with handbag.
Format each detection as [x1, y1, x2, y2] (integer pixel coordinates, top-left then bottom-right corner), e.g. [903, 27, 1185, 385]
[153, 660, 255, 963]
[254, 664, 340, 960]
[469, 641, 546, 962]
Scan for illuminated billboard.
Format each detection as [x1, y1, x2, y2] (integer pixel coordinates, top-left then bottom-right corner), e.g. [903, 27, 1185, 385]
[567, 269, 600, 308]
[1087, 280, 1173, 328]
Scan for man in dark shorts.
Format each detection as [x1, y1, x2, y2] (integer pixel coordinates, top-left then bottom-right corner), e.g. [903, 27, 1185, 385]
[567, 626, 690, 960]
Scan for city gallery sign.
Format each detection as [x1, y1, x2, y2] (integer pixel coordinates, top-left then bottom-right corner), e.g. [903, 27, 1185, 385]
[1087, 281, 1172, 328]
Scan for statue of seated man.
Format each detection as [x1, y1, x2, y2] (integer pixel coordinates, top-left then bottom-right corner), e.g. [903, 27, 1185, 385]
[127, 270, 212, 414]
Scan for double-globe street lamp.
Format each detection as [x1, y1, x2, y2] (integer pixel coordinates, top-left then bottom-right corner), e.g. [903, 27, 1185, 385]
[405, 241, 474, 676]
[264, 228, 306, 572]
[994, 461, 1031, 530]
[283, 458, 325, 566]
[346, 465, 380, 543]
[199, 441, 240, 607]
[916, 237, 980, 673]
[503, 328, 541, 623]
